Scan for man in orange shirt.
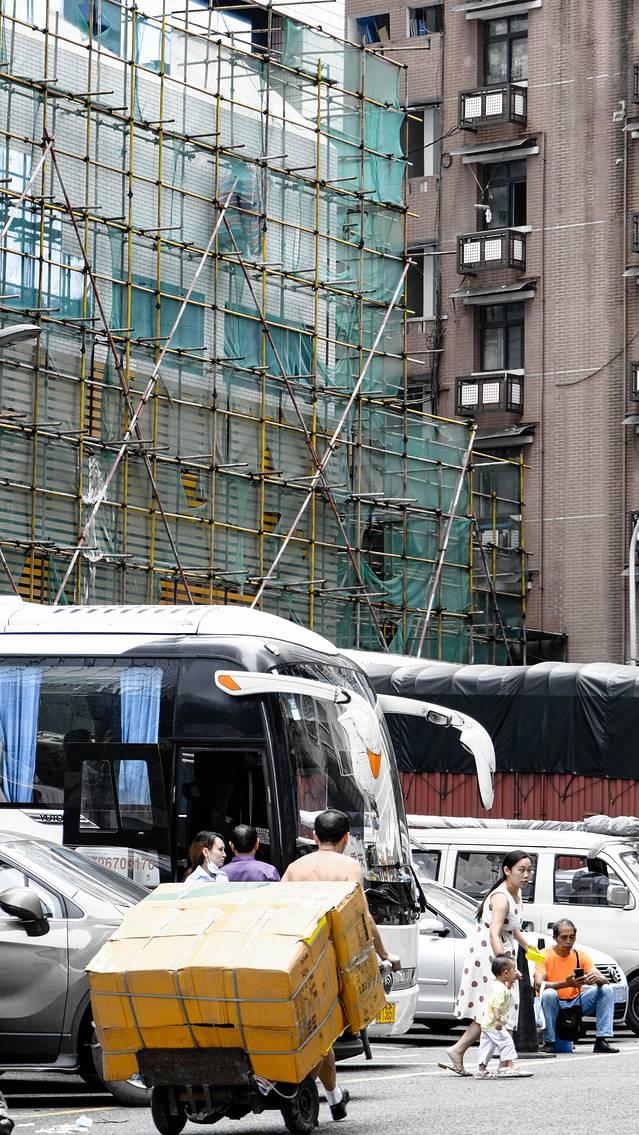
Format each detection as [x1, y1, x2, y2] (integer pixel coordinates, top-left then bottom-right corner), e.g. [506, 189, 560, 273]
[534, 918, 618, 1054]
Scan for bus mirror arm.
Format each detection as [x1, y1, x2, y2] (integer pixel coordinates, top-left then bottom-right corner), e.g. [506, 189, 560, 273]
[377, 694, 496, 811]
[214, 670, 351, 705]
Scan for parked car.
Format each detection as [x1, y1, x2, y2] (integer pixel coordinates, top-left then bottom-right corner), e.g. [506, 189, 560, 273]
[409, 816, 639, 1032]
[413, 873, 628, 1032]
[0, 833, 149, 1105]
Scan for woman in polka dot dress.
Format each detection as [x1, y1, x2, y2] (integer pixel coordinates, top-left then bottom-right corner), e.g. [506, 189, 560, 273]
[438, 850, 534, 1076]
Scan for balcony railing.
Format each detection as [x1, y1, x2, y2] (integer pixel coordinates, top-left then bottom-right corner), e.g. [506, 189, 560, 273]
[457, 228, 526, 274]
[458, 83, 527, 130]
[456, 371, 524, 416]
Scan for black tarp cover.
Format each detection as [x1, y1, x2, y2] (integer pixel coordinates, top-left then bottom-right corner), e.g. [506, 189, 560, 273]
[360, 656, 639, 779]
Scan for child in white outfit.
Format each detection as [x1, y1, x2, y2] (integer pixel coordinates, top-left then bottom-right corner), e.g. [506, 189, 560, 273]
[477, 956, 523, 1077]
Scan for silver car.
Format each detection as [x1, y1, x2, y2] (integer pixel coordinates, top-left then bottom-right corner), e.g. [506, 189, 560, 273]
[0, 833, 148, 1105]
[414, 875, 628, 1030]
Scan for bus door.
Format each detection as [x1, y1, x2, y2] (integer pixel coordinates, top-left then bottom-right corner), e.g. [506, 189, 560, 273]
[176, 745, 274, 877]
[62, 742, 171, 885]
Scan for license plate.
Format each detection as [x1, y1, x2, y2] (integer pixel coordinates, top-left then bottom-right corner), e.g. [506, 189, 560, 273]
[376, 1002, 396, 1025]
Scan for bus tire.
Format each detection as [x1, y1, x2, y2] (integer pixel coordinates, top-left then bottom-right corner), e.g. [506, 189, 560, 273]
[280, 1078, 319, 1135]
[151, 1087, 187, 1135]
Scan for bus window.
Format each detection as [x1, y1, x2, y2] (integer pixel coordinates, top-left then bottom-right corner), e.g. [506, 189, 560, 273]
[0, 660, 176, 806]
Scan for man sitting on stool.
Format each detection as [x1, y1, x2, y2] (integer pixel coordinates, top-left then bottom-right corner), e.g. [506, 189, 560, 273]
[534, 918, 618, 1054]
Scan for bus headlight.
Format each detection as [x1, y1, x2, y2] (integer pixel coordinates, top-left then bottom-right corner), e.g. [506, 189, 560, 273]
[389, 967, 416, 992]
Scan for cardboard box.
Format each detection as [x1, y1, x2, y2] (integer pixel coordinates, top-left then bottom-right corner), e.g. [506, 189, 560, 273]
[88, 881, 382, 1084]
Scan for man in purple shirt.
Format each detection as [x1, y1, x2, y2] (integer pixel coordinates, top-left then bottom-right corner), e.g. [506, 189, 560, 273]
[220, 824, 281, 882]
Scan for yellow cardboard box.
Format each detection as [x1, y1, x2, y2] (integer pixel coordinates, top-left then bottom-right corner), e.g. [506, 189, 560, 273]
[89, 881, 381, 1084]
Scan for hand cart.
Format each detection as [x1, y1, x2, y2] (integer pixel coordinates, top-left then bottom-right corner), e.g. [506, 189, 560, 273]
[139, 1048, 320, 1135]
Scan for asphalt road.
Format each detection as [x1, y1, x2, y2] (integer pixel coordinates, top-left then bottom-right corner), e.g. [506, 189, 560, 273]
[4, 1027, 639, 1135]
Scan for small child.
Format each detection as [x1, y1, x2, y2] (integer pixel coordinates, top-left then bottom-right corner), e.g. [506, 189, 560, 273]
[476, 956, 530, 1078]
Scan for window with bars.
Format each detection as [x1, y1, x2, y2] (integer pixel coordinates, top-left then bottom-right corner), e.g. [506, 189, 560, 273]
[479, 302, 524, 372]
[484, 15, 528, 85]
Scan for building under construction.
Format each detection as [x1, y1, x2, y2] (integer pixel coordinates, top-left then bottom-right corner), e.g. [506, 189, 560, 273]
[0, 0, 525, 662]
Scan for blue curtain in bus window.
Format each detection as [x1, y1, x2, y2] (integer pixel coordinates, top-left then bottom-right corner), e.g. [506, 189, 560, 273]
[118, 668, 162, 804]
[0, 666, 42, 803]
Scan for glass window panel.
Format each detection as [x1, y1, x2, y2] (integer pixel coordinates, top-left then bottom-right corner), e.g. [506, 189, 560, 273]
[481, 326, 503, 371]
[511, 16, 529, 32]
[405, 110, 424, 178]
[511, 37, 528, 81]
[406, 253, 424, 317]
[454, 850, 537, 902]
[507, 322, 524, 369]
[554, 855, 622, 906]
[487, 19, 508, 35]
[486, 42, 508, 84]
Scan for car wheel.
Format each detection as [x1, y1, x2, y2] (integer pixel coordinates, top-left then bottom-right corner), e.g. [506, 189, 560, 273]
[626, 976, 639, 1037]
[90, 1029, 151, 1107]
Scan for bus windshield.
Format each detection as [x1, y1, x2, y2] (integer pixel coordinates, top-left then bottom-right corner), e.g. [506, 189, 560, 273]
[279, 690, 404, 874]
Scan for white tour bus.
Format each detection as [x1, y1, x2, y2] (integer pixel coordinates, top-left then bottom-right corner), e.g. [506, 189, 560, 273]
[0, 597, 494, 1036]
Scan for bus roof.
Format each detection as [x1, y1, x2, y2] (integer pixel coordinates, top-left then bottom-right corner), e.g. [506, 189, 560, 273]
[0, 596, 340, 655]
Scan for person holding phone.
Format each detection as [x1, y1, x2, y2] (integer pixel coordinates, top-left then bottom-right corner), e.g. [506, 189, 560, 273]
[534, 919, 618, 1053]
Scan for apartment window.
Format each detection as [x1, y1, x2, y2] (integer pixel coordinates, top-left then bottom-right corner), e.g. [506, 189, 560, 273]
[355, 14, 391, 44]
[484, 16, 528, 84]
[407, 248, 436, 321]
[406, 374, 434, 413]
[407, 5, 442, 36]
[404, 105, 441, 178]
[480, 303, 524, 371]
[481, 160, 526, 229]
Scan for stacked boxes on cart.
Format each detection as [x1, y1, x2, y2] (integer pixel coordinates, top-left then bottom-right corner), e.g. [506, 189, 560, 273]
[88, 881, 386, 1084]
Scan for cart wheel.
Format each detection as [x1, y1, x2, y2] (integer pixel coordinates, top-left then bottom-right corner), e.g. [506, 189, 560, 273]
[280, 1077, 319, 1135]
[150, 1086, 187, 1135]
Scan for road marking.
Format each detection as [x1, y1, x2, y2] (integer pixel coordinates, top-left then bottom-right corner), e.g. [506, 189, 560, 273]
[14, 1107, 118, 1121]
[341, 1045, 639, 1084]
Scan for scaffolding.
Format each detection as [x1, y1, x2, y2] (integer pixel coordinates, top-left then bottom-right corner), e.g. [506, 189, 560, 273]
[0, 0, 525, 662]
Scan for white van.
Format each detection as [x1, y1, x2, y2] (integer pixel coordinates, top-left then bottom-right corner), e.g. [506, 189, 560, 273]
[408, 816, 639, 1032]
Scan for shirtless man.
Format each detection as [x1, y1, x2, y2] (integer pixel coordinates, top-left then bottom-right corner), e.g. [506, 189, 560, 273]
[282, 808, 400, 1121]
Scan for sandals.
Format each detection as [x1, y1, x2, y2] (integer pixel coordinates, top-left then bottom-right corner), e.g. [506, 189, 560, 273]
[437, 1061, 472, 1077]
[495, 1069, 534, 1078]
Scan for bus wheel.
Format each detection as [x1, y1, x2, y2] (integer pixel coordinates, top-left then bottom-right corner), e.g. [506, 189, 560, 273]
[280, 1078, 319, 1135]
[150, 1087, 187, 1135]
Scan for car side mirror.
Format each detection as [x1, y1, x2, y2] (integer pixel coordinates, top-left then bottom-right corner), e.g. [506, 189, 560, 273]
[0, 887, 50, 936]
[607, 884, 631, 909]
[420, 917, 449, 937]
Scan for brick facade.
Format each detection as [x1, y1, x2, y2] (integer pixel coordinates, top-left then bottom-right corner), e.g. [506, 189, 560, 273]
[345, 0, 639, 661]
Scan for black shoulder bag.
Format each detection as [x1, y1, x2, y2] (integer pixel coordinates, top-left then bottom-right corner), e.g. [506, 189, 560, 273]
[555, 950, 583, 1041]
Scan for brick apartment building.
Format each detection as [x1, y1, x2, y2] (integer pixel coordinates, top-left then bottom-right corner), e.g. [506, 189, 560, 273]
[345, 0, 639, 662]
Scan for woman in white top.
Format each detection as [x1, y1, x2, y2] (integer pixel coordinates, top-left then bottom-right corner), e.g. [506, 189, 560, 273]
[183, 830, 226, 884]
[439, 849, 534, 1076]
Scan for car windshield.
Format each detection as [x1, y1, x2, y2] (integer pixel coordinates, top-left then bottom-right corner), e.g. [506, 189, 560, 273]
[5, 840, 147, 906]
[421, 880, 477, 929]
[620, 849, 639, 881]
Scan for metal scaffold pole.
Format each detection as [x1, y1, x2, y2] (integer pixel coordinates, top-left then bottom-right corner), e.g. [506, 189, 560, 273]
[414, 424, 477, 658]
[250, 262, 411, 612]
[50, 143, 238, 604]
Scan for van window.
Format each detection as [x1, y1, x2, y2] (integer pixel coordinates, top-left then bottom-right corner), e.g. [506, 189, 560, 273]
[412, 849, 440, 882]
[454, 850, 536, 902]
[553, 855, 622, 906]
